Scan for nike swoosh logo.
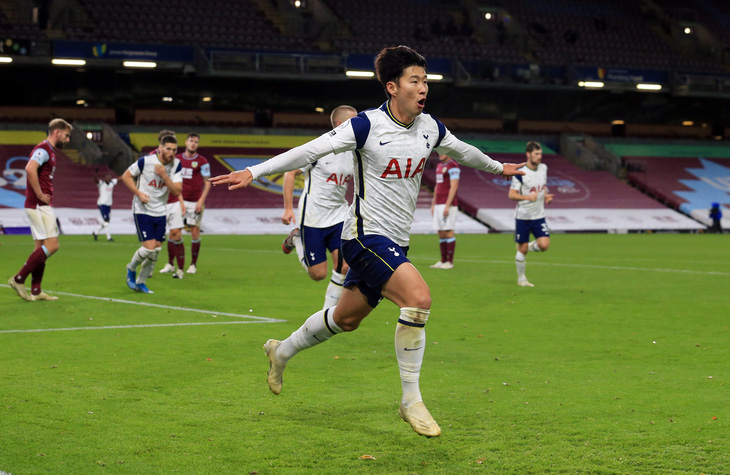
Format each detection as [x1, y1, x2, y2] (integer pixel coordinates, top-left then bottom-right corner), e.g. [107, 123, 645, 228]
[403, 347, 422, 351]
[379, 141, 392, 146]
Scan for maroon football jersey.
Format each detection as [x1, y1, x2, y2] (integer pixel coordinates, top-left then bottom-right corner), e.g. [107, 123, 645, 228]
[167, 152, 210, 203]
[24, 140, 56, 208]
[434, 158, 460, 206]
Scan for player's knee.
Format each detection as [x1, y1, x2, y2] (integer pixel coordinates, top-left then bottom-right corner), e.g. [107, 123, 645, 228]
[539, 243, 550, 252]
[308, 267, 327, 281]
[410, 291, 431, 310]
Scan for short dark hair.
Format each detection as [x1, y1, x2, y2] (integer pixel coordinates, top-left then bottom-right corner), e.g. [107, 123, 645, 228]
[187, 133, 199, 140]
[375, 45, 428, 98]
[49, 118, 72, 133]
[160, 135, 178, 146]
[526, 141, 542, 153]
[158, 129, 176, 143]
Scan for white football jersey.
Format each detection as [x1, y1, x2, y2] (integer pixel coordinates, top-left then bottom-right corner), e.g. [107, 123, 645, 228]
[297, 151, 353, 228]
[96, 178, 117, 206]
[510, 163, 548, 220]
[247, 101, 504, 247]
[127, 153, 182, 217]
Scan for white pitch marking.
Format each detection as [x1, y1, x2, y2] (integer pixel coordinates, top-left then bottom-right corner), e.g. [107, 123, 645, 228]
[441, 259, 730, 277]
[0, 285, 287, 334]
[0, 321, 266, 334]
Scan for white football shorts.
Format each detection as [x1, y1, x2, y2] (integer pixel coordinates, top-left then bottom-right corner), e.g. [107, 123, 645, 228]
[432, 204, 458, 231]
[167, 200, 204, 230]
[26, 205, 59, 240]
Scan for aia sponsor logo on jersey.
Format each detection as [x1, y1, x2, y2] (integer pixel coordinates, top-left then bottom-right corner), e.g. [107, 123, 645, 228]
[326, 173, 352, 186]
[147, 179, 167, 189]
[380, 158, 426, 179]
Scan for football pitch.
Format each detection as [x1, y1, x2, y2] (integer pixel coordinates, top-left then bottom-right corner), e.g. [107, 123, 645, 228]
[1, 232, 727, 474]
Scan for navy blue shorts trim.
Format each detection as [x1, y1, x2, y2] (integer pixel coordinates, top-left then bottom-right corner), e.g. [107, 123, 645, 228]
[134, 213, 166, 243]
[342, 235, 410, 308]
[98, 205, 111, 222]
[515, 218, 550, 243]
[301, 222, 343, 267]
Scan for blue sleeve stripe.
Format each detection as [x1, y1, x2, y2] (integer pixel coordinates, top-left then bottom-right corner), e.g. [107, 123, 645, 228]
[433, 117, 446, 150]
[516, 175, 523, 183]
[351, 113, 371, 150]
[136, 157, 145, 171]
[175, 162, 182, 173]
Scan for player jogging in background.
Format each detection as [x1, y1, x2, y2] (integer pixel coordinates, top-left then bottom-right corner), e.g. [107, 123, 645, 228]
[280, 105, 357, 309]
[430, 153, 460, 269]
[159, 133, 211, 278]
[509, 141, 554, 287]
[121, 135, 182, 293]
[211, 45, 525, 438]
[92, 168, 118, 242]
[8, 118, 72, 302]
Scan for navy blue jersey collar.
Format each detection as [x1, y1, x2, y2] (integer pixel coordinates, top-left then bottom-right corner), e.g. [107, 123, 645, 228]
[381, 101, 415, 129]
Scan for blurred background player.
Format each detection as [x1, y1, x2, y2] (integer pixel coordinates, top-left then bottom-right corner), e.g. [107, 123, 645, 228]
[92, 168, 118, 242]
[121, 135, 182, 293]
[210, 45, 525, 437]
[8, 118, 72, 302]
[508, 141, 554, 287]
[709, 202, 723, 233]
[429, 153, 460, 269]
[159, 133, 211, 278]
[280, 105, 357, 308]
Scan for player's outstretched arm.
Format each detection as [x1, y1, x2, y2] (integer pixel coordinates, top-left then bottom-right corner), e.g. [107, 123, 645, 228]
[501, 163, 526, 177]
[209, 169, 253, 190]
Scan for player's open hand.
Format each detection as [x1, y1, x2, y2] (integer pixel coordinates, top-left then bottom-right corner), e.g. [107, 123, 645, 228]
[501, 162, 526, 177]
[154, 163, 168, 178]
[209, 169, 253, 190]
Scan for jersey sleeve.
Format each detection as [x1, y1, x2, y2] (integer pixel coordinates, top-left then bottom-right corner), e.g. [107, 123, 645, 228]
[30, 148, 50, 166]
[127, 157, 145, 177]
[326, 114, 366, 153]
[435, 129, 503, 175]
[247, 134, 336, 180]
[447, 166, 461, 180]
[510, 175, 522, 190]
[172, 160, 183, 183]
[111, 178, 118, 186]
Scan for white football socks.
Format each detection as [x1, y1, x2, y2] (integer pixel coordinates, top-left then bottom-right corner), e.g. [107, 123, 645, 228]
[129, 246, 154, 271]
[277, 307, 343, 364]
[528, 240, 542, 252]
[515, 250, 527, 281]
[323, 270, 345, 309]
[137, 248, 160, 284]
[293, 235, 307, 271]
[395, 307, 430, 407]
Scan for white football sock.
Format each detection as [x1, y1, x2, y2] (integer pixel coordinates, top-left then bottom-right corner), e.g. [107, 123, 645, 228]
[277, 307, 343, 364]
[395, 307, 430, 407]
[515, 250, 526, 281]
[322, 270, 345, 309]
[528, 240, 541, 252]
[293, 235, 307, 271]
[129, 246, 154, 271]
[137, 248, 160, 284]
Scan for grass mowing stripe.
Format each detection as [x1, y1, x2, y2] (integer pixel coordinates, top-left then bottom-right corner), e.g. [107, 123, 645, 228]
[453, 259, 730, 276]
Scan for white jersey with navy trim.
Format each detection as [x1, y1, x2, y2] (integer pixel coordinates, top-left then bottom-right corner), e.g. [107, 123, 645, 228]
[247, 101, 504, 247]
[97, 178, 117, 206]
[127, 153, 182, 217]
[298, 151, 353, 229]
[510, 163, 548, 220]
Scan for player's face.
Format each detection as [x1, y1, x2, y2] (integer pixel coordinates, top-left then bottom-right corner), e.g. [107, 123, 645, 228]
[389, 65, 428, 121]
[53, 128, 72, 148]
[186, 136, 199, 154]
[526, 149, 542, 168]
[159, 143, 177, 163]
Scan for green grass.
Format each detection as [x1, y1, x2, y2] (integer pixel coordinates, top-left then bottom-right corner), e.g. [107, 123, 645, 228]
[1, 233, 728, 474]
